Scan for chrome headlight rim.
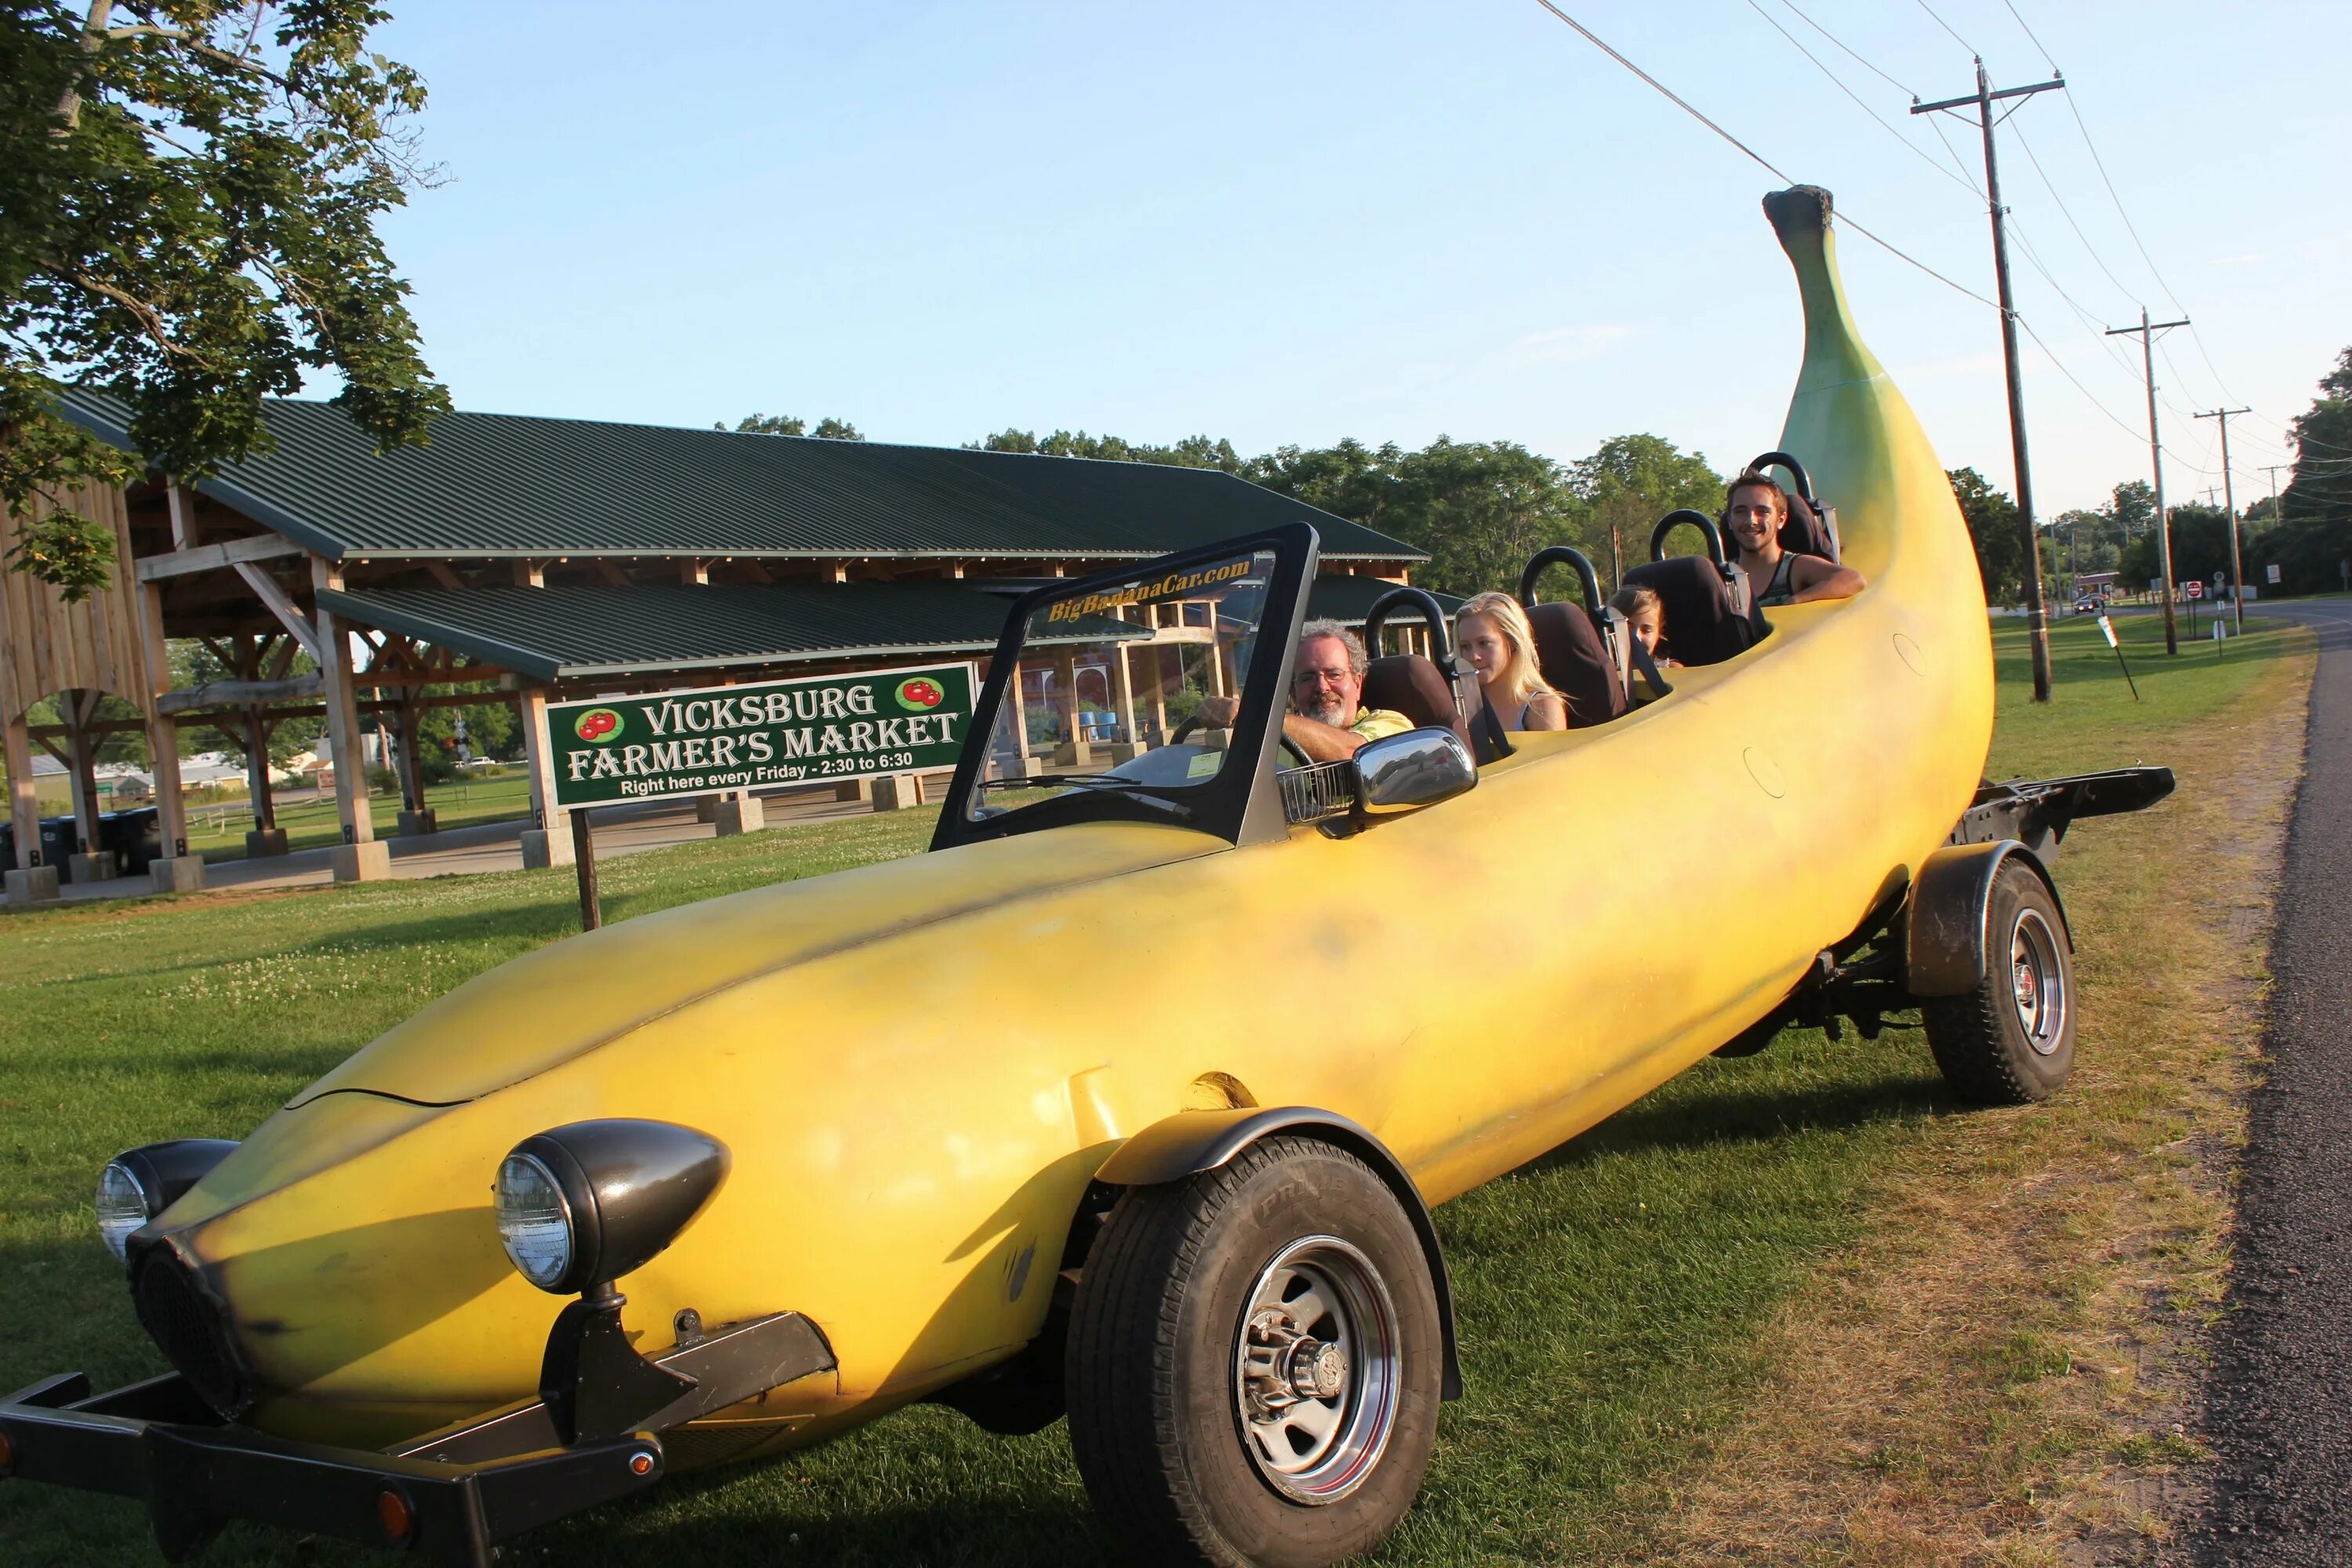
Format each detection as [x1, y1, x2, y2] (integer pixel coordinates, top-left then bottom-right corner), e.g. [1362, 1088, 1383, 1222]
[96, 1160, 154, 1262]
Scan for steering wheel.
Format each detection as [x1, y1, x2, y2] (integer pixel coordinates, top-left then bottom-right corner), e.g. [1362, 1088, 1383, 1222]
[1169, 711, 1314, 770]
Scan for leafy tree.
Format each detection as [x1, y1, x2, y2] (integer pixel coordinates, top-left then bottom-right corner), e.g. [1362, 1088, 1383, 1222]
[1949, 467, 2022, 605]
[1570, 434, 1723, 583]
[1243, 438, 1401, 529]
[2, 1, 449, 601]
[2266, 347, 2352, 595]
[969, 428, 1241, 471]
[724, 413, 862, 438]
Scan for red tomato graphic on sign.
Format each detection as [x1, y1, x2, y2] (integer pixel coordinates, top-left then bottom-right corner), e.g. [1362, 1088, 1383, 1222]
[575, 708, 623, 743]
[895, 677, 945, 712]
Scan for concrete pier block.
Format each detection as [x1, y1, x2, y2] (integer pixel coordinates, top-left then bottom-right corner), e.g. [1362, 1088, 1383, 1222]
[245, 828, 289, 858]
[870, 775, 909, 812]
[328, 841, 393, 883]
[695, 796, 720, 823]
[833, 778, 870, 804]
[67, 850, 118, 884]
[713, 794, 765, 835]
[520, 827, 574, 869]
[150, 856, 206, 895]
[1104, 740, 1148, 764]
[396, 809, 440, 837]
[5, 866, 60, 906]
[1052, 739, 1095, 769]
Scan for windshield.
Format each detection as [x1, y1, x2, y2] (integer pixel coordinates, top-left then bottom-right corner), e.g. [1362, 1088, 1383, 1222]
[963, 550, 1280, 829]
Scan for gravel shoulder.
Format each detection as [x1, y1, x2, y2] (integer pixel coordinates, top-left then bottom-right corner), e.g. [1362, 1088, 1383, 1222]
[2187, 601, 2352, 1563]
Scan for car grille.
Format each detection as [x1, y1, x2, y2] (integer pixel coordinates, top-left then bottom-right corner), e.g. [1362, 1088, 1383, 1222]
[132, 1250, 252, 1419]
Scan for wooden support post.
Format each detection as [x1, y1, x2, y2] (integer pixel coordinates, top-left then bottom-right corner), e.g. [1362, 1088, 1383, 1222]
[515, 688, 573, 868]
[571, 808, 601, 931]
[136, 487, 201, 890]
[64, 691, 107, 884]
[309, 554, 386, 881]
[1114, 635, 1140, 748]
[4, 709, 39, 870]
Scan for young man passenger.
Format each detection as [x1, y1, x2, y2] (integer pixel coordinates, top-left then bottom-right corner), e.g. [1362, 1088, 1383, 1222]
[1726, 470, 1867, 610]
[1190, 619, 1410, 762]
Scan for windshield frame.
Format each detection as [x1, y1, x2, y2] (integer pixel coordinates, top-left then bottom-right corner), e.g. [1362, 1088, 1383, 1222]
[928, 522, 1321, 852]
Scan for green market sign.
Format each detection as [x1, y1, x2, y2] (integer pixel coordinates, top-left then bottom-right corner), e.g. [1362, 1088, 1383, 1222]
[545, 662, 976, 809]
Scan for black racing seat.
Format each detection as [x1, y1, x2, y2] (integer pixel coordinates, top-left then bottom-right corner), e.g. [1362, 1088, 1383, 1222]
[1360, 655, 1467, 742]
[1621, 555, 1760, 666]
[1524, 602, 1628, 727]
[1749, 449, 1842, 563]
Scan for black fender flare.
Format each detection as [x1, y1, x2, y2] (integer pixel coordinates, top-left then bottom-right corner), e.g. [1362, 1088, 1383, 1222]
[1905, 839, 2070, 998]
[1094, 1105, 1464, 1399]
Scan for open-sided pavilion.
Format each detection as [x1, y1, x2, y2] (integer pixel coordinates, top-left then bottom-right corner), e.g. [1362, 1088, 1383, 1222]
[3, 397, 1428, 901]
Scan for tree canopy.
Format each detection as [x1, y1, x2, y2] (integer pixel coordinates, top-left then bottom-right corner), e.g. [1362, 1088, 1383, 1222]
[2266, 347, 2352, 594]
[2, 1, 449, 601]
[1950, 467, 2023, 605]
[725, 413, 863, 439]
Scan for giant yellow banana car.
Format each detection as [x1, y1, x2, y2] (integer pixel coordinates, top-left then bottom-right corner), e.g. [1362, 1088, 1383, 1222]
[0, 189, 2170, 1567]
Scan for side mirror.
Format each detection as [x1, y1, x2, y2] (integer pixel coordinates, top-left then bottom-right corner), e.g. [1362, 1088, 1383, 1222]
[1355, 728, 1477, 815]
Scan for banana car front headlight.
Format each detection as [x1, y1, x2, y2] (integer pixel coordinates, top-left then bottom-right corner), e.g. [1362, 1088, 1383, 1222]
[492, 1120, 730, 1297]
[93, 1139, 241, 1265]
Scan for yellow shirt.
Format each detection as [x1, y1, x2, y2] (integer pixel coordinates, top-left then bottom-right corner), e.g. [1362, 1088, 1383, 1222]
[1348, 707, 1413, 743]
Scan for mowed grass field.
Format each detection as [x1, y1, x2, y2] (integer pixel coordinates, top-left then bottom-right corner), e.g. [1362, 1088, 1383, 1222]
[181, 772, 536, 862]
[0, 611, 2313, 1566]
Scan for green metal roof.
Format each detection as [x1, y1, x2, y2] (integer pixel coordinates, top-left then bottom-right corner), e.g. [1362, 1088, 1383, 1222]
[1305, 575, 1465, 626]
[317, 582, 1145, 683]
[60, 391, 1425, 566]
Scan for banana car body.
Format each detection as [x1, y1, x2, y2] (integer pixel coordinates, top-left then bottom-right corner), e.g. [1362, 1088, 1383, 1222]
[1, 189, 2170, 1567]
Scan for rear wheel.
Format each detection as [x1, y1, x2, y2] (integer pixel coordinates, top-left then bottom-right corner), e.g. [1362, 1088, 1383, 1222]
[1065, 1137, 1442, 1568]
[1922, 861, 2075, 1104]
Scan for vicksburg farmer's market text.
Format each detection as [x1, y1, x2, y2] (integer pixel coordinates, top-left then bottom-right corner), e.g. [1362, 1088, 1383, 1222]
[565, 685, 960, 798]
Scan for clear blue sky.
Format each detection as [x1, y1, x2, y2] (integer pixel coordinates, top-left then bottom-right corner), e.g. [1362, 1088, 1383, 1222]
[358, 1, 2350, 519]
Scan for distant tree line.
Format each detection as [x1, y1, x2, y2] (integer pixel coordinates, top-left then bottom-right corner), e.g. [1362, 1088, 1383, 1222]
[729, 414, 1729, 601]
[1954, 344, 2352, 604]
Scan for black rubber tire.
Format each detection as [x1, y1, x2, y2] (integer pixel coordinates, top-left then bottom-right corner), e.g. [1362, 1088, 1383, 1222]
[1064, 1137, 1443, 1568]
[1922, 860, 2076, 1105]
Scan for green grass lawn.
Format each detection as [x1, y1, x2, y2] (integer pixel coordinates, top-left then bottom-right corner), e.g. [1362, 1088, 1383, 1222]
[180, 771, 537, 862]
[0, 613, 2311, 1566]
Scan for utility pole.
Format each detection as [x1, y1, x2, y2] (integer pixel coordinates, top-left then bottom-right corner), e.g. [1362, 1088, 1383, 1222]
[2106, 308, 2191, 653]
[2196, 407, 2251, 632]
[1916, 63, 2067, 702]
[2258, 463, 2290, 598]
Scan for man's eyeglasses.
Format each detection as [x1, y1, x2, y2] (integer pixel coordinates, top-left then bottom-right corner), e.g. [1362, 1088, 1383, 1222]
[1291, 666, 1352, 691]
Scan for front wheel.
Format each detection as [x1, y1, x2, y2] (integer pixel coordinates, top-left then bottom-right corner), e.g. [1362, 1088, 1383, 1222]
[1922, 861, 2076, 1105]
[1065, 1137, 1443, 1568]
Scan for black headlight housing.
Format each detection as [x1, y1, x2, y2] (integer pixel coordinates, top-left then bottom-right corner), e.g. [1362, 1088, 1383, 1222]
[96, 1139, 240, 1264]
[493, 1120, 729, 1298]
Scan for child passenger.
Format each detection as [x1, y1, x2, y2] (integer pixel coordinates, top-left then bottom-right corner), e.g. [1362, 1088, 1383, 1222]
[1610, 584, 1679, 666]
[1454, 592, 1567, 731]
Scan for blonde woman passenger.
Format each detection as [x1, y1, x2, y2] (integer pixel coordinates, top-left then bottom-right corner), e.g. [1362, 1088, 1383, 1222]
[1454, 591, 1567, 731]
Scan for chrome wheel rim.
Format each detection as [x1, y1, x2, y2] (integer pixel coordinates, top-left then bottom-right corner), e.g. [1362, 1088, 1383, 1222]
[1232, 1235, 1399, 1504]
[2010, 907, 2067, 1056]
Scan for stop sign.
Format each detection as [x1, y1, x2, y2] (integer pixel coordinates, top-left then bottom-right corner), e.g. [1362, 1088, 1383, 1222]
[2184, 579, 2205, 600]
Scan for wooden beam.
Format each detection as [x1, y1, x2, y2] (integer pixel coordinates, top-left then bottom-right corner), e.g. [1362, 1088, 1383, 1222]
[133, 532, 302, 582]
[597, 561, 632, 587]
[426, 561, 465, 590]
[156, 675, 325, 715]
[309, 555, 375, 847]
[233, 561, 325, 665]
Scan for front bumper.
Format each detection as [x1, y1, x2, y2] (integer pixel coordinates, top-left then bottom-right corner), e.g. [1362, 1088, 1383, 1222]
[0, 1309, 835, 1566]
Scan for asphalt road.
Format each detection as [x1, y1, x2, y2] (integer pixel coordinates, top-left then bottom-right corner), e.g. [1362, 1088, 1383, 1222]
[2190, 599, 2352, 1564]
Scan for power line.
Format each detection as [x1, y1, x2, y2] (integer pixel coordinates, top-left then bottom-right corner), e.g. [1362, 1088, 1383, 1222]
[1526, 1, 1996, 307]
[1771, 0, 1918, 97]
[2000, 0, 2061, 74]
[1740, 0, 1979, 196]
[2008, 122, 2137, 306]
[1911, 0, 1977, 56]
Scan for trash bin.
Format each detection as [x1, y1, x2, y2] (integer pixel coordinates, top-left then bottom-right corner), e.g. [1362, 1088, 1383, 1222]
[38, 815, 79, 882]
[100, 807, 162, 876]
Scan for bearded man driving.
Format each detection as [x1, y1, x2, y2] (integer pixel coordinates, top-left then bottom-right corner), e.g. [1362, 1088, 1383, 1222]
[1191, 619, 1410, 762]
